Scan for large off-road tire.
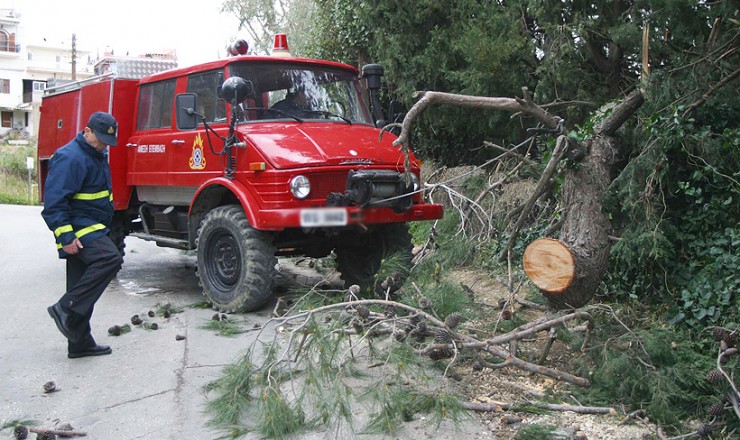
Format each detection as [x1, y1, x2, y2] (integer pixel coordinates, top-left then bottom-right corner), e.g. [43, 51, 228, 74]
[196, 205, 277, 312]
[335, 223, 413, 297]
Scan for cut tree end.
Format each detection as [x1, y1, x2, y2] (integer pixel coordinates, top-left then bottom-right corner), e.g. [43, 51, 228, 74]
[523, 238, 575, 294]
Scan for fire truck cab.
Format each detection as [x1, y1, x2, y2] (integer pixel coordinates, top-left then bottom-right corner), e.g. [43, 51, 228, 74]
[37, 36, 443, 312]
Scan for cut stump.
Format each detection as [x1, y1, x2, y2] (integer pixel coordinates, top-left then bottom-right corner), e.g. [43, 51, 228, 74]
[523, 238, 575, 294]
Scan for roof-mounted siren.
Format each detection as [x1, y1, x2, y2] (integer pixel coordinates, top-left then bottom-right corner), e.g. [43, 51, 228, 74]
[272, 33, 292, 57]
[227, 39, 249, 56]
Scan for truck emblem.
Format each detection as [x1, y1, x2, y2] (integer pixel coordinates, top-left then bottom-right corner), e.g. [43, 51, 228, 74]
[189, 133, 207, 170]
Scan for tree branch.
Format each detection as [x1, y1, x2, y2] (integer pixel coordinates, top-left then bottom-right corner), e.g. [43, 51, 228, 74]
[393, 89, 562, 151]
[683, 67, 740, 117]
[594, 89, 645, 136]
[462, 400, 616, 415]
[498, 135, 570, 262]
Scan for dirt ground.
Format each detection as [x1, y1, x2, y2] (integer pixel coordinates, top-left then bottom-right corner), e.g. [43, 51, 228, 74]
[445, 268, 656, 440]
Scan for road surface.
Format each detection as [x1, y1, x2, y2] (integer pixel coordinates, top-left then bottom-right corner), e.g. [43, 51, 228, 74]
[0, 204, 491, 439]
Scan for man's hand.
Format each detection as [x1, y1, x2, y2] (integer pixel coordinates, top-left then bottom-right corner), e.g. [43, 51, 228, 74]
[62, 238, 84, 255]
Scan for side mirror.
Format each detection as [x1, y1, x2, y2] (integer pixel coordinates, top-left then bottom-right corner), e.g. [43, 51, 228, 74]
[221, 77, 254, 104]
[176, 93, 198, 130]
[388, 100, 406, 124]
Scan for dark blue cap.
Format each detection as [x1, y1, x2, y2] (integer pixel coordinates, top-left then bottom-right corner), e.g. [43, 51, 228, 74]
[87, 112, 118, 146]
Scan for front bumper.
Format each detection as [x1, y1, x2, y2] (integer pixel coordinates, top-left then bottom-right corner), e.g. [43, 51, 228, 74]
[253, 203, 444, 231]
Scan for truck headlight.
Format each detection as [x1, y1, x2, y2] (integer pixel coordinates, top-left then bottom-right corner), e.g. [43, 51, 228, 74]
[408, 173, 419, 191]
[290, 175, 311, 199]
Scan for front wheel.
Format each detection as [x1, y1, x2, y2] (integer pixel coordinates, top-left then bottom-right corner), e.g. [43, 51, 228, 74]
[335, 223, 413, 297]
[196, 205, 277, 312]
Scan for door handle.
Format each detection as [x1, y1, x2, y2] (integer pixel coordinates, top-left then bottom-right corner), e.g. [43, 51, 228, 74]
[171, 139, 185, 145]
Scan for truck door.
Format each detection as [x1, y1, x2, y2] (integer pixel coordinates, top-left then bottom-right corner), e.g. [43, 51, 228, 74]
[169, 69, 228, 187]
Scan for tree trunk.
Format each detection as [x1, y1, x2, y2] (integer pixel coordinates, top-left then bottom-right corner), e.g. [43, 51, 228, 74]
[535, 90, 644, 308]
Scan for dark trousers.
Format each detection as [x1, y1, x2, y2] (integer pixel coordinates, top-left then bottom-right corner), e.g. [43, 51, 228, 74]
[57, 234, 123, 342]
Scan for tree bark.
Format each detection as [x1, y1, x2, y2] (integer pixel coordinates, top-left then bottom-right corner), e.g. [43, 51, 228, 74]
[544, 90, 644, 308]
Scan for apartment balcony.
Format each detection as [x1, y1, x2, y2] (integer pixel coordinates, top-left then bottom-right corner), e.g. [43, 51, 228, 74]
[0, 42, 21, 57]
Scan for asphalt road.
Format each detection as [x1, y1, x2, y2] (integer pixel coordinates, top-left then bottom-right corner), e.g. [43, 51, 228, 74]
[0, 204, 492, 440]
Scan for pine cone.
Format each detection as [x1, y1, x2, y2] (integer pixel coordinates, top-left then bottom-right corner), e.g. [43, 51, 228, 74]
[429, 348, 454, 360]
[384, 305, 397, 318]
[347, 284, 361, 299]
[708, 401, 725, 416]
[714, 328, 727, 341]
[37, 432, 56, 440]
[444, 312, 463, 329]
[707, 369, 723, 384]
[163, 309, 171, 318]
[697, 423, 713, 438]
[212, 313, 221, 321]
[351, 319, 364, 334]
[148, 310, 155, 317]
[150, 323, 159, 330]
[13, 425, 28, 440]
[416, 321, 428, 334]
[434, 329, 453, 344]
[356, 305, 370, 320]
[108, 325, 122, 336]
[418, 296, 433, 310]
[42, 380, 57, 393]
[472, 360, 484, 372]
[131, 315, 142, 325]
[724, 330, 738, 347]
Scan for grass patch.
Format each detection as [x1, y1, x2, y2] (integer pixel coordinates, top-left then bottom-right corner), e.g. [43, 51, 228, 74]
[0, 419, 37, 430]
[201, 317, 248, 336]
[188, 301, 212, 309]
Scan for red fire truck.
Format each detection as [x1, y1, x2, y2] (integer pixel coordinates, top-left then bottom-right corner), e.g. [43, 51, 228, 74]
[37, 35, 443, 312]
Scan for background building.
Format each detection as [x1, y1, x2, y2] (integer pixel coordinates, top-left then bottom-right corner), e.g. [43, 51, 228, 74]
[0, 7, 176, 141]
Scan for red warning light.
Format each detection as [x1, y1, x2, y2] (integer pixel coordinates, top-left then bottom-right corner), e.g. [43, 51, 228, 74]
[227, 39, 249, 56]
[272, 33, 292, 57]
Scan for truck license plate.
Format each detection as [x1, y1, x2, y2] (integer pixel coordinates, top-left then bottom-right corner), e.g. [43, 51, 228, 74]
[300, 208, 348, 227]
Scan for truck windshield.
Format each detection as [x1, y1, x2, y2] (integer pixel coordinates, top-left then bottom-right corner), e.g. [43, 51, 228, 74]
[228, 62, 373, 124]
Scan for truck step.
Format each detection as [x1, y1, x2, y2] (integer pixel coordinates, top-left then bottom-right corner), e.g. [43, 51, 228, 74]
[129, 232, 192, 250]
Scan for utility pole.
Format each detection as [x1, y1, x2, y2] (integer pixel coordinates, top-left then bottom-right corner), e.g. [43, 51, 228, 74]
[71, 33, 77, 80]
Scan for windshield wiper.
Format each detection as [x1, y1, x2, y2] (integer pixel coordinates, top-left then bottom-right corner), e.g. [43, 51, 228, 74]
[243, 107, 304, 123]
[303, 110, 352, 124]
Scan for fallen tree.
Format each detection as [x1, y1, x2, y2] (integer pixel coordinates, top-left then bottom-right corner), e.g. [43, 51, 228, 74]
[391, 87, 644, 309]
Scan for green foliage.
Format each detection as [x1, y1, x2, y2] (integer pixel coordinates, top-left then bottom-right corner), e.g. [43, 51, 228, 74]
[0, 144, 38, 205]
[513, 423, 559, 440]
[0, 419, 37, 430]
[607, 113, 740, 328]
[572, 313, 733, 431]
[201, 317, 249, 336]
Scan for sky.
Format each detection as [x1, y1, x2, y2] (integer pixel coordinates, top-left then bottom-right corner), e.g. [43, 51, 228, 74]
[5, 0, 243, 67]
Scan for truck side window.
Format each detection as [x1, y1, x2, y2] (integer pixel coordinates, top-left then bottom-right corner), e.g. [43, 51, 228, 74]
[186, 70, 226, 124]
[137, 79, 176, 130]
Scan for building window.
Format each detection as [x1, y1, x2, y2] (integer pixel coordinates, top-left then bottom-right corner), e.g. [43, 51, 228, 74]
[28, 52, 33, 61]
[1, 111, 12, 128]
[56, 55, 61, 63]
[25, 112, 29, 127]
[33, 81, 46, 92]
[0, 31, 8, 52]
[0, 79, 9, 94]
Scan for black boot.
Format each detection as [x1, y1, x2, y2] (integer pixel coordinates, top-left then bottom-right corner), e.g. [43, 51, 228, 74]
[67, 334, 112, 359]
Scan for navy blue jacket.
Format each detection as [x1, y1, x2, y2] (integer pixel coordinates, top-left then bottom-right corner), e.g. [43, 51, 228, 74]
[42, 132, 114, 258]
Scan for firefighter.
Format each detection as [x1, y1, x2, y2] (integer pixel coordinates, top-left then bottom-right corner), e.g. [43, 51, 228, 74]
[42, 112, 123, 359]
[271, 85, 311, 117]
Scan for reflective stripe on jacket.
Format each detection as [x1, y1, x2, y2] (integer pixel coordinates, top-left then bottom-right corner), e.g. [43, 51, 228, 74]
[42, 132, 114, 258]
